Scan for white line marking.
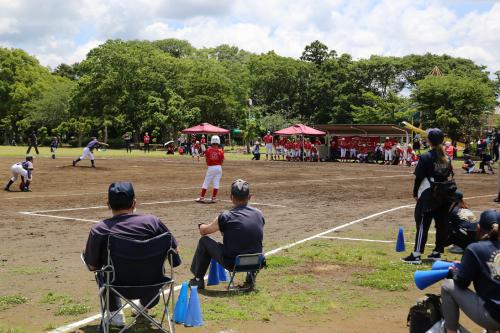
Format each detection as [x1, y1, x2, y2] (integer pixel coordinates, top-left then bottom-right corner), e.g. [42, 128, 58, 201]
[221, 200, 287, 208]
[317, 236, 433, 247]
[19, 212, 100, 223]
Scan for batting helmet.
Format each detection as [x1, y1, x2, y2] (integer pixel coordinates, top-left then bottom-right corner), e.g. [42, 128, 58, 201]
[211, 135, 220, 145]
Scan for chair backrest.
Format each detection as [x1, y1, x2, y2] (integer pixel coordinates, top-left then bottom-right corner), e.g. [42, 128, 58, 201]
[233, 253, 265, 273]
[107, 232, 174, 287]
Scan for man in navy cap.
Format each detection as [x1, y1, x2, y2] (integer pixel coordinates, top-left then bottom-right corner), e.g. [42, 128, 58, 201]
[83, 182, 180, 327]
[189, 179, 265, 289]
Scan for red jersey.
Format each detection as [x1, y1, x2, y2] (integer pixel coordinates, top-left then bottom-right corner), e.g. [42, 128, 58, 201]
[304, 142, 312, 150]
[285, 141, 293, 149]
[311, 146, 318, 153]
[263, 134, 273, 144]
[406, 147, 414, 155]
[200, 137, 206, 145]
[445, 145, 454, 158]
[314, 139, 322, 146]
[143, 135, 150, 144]
[194, 143, 200, 150]
[339, 141, 347, 149]
[383, 140, 392, 150]
[205, 147, 224, 166]
[279, 138, 286, 146]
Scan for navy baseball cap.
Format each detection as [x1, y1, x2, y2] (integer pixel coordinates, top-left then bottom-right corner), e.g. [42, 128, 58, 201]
[427, 128, 444, 146]
[108, 182, 135, 210]
[479, 209, 498, 231]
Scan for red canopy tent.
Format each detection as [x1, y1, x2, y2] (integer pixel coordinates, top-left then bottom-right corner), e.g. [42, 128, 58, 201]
[274, 123, 326, 136]
[181, 123, 230, 134]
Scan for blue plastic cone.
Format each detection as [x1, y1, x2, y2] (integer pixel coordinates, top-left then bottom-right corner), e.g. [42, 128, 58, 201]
[414, 269, 449, 290]
[432, 260, 455, 271]
[207, 259, 220, 286]
[217, 262, 228, 282]
[174, 281, 189, 324]
[395, 227, 405, 252]
[184, 286, 204, 327]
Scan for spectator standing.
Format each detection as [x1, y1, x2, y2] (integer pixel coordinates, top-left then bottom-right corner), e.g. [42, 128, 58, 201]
[143, 132, 151, 153]
[26, 130, 39, 155]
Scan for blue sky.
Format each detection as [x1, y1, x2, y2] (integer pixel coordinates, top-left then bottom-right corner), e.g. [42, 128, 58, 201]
[0, 0, 499, 73]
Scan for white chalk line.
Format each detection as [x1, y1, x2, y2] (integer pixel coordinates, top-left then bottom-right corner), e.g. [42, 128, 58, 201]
[20, 199, 287, 224]
[317, 236, 433, 247]
[39, 194, 500, 332]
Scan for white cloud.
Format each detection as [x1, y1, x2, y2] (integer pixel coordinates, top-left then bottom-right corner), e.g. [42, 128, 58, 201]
[0, 0, 499, 74]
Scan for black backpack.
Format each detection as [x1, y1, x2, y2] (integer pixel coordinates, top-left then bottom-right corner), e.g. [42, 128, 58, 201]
[407, 294, 442, 333]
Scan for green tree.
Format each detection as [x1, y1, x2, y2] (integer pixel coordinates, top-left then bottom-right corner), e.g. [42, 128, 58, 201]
[300, 40, 335, 65]
[352, 91, 413, 124]
[153, 39, 195, 58]
[412, 74, 496, 140]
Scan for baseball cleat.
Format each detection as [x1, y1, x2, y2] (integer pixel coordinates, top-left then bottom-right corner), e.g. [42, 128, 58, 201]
[72, 160, 76, 167]
[210, 197, 218, 203]
[4, 187, 11, 192]
[195, 197, 205, 203]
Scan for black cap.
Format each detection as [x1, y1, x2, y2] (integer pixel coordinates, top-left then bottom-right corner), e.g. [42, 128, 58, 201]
[427, 128, 444, 146]
[479, 209, 498, 231]
[231, 179, 250, 200]
[108, 182, 135, 210]
[452, 190, 463, 202]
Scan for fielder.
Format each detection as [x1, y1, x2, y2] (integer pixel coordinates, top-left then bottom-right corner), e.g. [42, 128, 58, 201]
[196, 135, 224, 203]
[72, 137, 108, 168]
[50, 137, 59, 159]
[4, 156, 34, 192]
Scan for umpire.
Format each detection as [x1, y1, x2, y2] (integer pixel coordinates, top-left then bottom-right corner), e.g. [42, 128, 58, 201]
[402, 128, 454, 264]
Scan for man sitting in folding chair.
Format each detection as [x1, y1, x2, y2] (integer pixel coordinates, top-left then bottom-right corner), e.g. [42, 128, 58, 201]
[189, 179, 265, 290]
[82, 182, 181, 330]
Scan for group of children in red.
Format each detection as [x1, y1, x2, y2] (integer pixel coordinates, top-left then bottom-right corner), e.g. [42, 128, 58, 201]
[254, 135, 322, 162]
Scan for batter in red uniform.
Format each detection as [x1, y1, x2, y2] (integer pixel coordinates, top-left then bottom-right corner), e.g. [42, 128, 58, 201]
[196, 135, 224, 203]
[263, 132, 274, 160]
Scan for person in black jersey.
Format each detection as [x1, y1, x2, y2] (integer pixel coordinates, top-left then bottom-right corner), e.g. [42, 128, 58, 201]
[402, 128, 454, 264]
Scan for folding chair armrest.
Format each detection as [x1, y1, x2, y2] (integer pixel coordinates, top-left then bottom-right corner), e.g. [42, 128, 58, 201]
[80, 252, 106, 273]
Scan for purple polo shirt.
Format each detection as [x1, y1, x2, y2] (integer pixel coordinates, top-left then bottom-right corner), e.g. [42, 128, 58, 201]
[83, 214, 177, 269]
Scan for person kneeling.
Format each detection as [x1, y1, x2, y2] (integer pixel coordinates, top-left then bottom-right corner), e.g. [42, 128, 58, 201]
[441, 209, 500, 333]
[189, 179, 265, 289]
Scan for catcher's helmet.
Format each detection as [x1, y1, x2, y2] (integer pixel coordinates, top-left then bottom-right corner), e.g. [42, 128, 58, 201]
[26, 155, 33, 161]
[211, 135, 220, 145]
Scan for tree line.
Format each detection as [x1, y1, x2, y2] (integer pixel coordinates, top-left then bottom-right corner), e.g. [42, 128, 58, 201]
[0, 39, 498, 147]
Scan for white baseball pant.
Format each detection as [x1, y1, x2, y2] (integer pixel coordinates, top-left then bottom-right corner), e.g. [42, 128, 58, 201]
[384, 149, 392, 161]
[10, 164, 31, 182]
[202, 165, 222, 189]
[80, 147, 95, 161]
[265, 143, 273, 155]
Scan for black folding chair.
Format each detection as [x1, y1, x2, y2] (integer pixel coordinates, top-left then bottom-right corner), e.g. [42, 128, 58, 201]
[82, 232, 177, 333]
[227, 253, 265, 291]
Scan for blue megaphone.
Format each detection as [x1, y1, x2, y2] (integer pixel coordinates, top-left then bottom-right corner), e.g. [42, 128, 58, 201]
[432, 260, 456, 271]
[414, 269, 449, 290]
[184, 285, 204, 327]
[174, 281, 189, 324]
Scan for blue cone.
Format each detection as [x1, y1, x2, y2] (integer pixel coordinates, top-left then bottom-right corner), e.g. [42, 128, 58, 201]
[184, 286, 204, 327]
[217, 262, 228, 282]
[432, 260, 455, 271]
[207, 259, 220, 286]
[395, 227, 405, 252]
[414, 269, 449, 290]
[174, 281, 189, 324]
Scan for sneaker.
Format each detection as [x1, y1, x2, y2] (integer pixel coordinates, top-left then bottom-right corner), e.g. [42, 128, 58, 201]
[195, 197, 205, 203]
[188, 278, 205, 290]
[401, 253, 422, 264]
[107, 310, 125, 327]
[448, 245, 464, 254]
[72, 160, 76, 167]
[427, 251, 441, 261]
[131, 302, 147, 317]
[210, 197, 218, 203]
[4, 188, 11, 192]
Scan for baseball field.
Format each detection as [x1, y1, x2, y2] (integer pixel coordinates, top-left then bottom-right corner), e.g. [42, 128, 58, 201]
[0, 147, 496, 332]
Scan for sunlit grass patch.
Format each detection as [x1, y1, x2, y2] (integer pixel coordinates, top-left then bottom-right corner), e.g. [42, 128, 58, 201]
[0, 295, 28, 311]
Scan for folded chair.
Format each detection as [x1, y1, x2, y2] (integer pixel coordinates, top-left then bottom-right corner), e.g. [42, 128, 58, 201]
[83, 232, 177, 333]
[227, 253, 265, 291]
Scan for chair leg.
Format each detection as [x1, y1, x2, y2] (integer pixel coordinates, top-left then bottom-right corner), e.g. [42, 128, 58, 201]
[227, 272, 236, 290]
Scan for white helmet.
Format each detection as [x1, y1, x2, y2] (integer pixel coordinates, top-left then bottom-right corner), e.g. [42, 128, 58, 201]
[211, 135, 220, 145]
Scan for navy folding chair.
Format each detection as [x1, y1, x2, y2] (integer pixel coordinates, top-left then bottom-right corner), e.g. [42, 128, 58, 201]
[83, 232, 177, 333]
[227, 253, 265, 291]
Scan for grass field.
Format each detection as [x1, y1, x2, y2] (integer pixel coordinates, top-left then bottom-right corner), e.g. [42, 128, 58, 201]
[0, 146, 497, 332]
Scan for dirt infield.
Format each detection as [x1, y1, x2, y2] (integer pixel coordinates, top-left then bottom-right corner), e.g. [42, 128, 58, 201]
[0, 154, 497, 332]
